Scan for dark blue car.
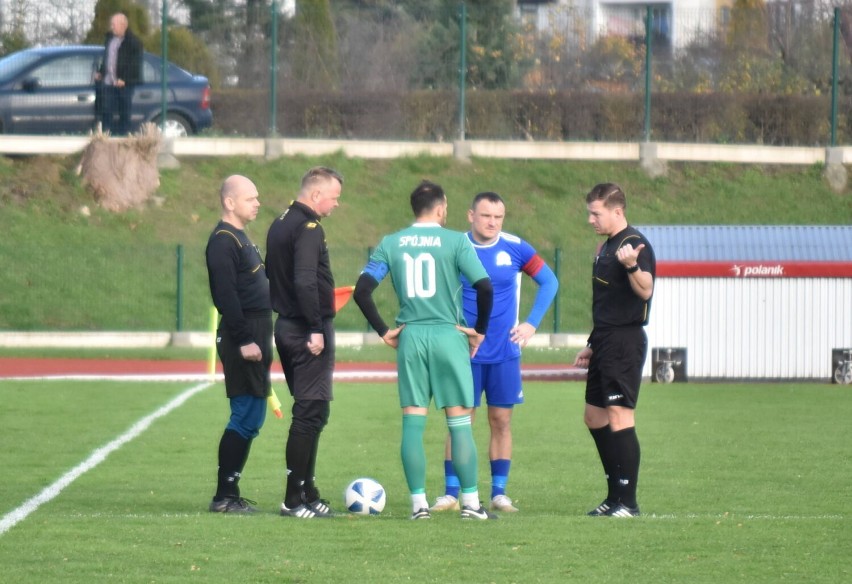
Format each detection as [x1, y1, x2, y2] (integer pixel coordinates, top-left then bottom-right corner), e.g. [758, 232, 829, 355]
[0, 45, 212, 136]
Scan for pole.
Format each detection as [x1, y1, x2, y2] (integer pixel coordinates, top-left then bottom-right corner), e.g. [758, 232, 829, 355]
[458, 2, 467, 142]
[643, 5, 653, 142]
[208, 306, 218, 381]
[553, 248, 562, 333]
[270, 0, 279, 137]
[175, 244, 184, 331]
[160, 0, 168, 133]
[831, 7, 840, 147]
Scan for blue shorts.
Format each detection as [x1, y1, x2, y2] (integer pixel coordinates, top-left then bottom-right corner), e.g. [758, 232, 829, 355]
[226, 394, 267, 439]
[472, 357, 523, 408]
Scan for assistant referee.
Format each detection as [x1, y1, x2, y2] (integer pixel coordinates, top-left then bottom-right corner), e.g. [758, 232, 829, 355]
[266, 166, 344, 519]
[573, 183, 656, 518]
[205, 175, 272, 513]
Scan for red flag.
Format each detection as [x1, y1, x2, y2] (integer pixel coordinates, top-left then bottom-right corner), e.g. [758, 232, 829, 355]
[334, 285, 355, 313]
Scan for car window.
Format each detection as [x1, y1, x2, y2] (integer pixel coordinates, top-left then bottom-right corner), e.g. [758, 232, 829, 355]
[31, 55, 97, 88]
[0, 52, 42, 82]
[142, 59, 160, 84]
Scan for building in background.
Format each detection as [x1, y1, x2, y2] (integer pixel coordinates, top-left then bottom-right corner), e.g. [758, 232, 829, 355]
[516, 0, 734, 51]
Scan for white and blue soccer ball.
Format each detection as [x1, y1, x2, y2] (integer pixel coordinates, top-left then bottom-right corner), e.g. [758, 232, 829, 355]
[344, 477, 386, 515]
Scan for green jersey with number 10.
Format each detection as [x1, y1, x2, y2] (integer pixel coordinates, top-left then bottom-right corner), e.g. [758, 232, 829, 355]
[366, 222, 488, 327]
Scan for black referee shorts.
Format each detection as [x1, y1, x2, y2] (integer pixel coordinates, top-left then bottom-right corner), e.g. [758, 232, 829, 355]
[216, 312, 273, 399]
[274, 317, 335, 401]
[585, 327, 647, 409]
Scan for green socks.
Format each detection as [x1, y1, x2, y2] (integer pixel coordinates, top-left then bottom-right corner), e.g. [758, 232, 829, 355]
[447, 415, 478, 493]
[401, 414, 428, 494]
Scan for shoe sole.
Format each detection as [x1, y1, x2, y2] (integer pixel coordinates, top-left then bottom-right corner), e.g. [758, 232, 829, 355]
[280, 506, 332, 519]
[606, 506, 640, 518]
[429, 498, 460, 512]
[430, 504, 460, 512]
[491, 504, 518, 512]
[461, 508, 498, 520]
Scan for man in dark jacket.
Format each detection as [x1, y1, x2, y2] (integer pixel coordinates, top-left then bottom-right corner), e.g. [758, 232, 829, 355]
[95, 12, 142, 135]
[266, 167, 344, 518]
[205, 175, 272, 513]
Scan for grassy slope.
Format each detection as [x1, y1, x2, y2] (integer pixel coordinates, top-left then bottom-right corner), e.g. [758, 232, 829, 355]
[0, 154, 849, 332]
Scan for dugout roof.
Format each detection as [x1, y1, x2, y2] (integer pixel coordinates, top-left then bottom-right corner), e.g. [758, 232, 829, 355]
[635, 225, 852, 262]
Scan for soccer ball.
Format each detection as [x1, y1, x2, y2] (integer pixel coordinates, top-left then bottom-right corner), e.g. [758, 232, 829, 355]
[344, 477, 386, 515]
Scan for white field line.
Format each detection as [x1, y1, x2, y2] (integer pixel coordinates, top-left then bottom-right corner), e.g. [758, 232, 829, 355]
[0, 381, 213, 537]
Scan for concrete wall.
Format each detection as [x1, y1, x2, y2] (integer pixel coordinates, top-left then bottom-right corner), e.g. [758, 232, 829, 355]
[1, 135, 849, 166]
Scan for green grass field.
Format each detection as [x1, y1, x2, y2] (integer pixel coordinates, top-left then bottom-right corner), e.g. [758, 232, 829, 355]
[1, 377, 848, 583]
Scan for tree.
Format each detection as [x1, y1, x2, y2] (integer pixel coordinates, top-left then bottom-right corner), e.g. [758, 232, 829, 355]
[289, 0, 339, 90]
[146, 26, 221, 88]
[84, 0, 152, 44]
[464, 0, 523, 89]
[0, 29, 29, 57]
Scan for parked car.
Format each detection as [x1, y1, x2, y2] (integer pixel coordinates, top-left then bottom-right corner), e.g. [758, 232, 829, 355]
[0, 45, 212, 136]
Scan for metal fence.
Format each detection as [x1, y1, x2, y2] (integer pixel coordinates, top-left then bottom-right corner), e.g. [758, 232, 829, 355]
[1, 241, 590, 334]
[2, 1, 851, 144]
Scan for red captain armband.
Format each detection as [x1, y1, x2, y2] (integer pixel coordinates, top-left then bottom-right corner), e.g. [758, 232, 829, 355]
[522, 254, 545, 277]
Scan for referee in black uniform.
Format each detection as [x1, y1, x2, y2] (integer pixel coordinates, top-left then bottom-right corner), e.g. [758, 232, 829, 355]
[205, 175, 272, 513]
[573, 183, 656, 518]
[266, 167, 344, 519]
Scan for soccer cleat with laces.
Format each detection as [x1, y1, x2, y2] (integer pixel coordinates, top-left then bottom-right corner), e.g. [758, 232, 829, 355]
[208, 496, 258, 513]
[411, 508, 432, 520]
[490, 494, 518, 512]
[280, 501, 332, 518]
[606, 503, 640, 518]
[587, 500, 615, 516]
[429, 494, 460, 512]
[460, 503, 499, 520]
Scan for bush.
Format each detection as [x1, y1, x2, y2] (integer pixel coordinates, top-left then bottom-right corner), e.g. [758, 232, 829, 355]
[209, 88, 837, 145]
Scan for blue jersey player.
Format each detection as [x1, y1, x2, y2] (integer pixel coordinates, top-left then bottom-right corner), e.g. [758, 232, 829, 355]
[432, 192, 559, 513]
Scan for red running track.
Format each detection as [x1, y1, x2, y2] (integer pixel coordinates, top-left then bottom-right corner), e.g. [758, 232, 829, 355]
[0, 357, 584, 382]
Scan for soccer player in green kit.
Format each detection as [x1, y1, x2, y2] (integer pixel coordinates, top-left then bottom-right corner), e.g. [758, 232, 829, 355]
[353, 180, 496, 520]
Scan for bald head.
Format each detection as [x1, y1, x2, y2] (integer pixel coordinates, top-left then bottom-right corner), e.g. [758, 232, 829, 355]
[220, 175, 260, 229]
[110, 13, 129, 37]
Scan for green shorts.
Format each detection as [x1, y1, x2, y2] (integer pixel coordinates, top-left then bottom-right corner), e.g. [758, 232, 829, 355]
[396, 324, 474, 409]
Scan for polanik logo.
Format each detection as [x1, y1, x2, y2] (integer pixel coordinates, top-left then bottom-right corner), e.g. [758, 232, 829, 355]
[730, 264, 785, 277]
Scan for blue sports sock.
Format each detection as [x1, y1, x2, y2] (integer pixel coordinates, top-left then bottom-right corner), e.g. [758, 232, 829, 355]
[443, 460, 460, 498]
[490, 458, 511, 498]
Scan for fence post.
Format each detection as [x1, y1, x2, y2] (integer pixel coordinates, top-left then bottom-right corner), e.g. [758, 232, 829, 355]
[831, 7, 840, 147]
[643, 5, 653, 142]
[458, 2, 467, 142]
[175, 244, 184, 331]
[269, 0, 280, 137]
[553, 247, 562, 333]
[160, 0, 168, 132]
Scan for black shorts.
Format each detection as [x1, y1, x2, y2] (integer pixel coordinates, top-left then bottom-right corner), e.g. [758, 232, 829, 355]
[217, 313, 273, 399]
[274, 317, 335, 401]
[585, 327, 647, 409]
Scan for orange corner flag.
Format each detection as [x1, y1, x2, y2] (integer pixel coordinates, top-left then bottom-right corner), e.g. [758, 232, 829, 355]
[334, 285, 355, 313]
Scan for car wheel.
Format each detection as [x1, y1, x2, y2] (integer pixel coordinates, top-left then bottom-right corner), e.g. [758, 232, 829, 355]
[155, 113, 192, 138]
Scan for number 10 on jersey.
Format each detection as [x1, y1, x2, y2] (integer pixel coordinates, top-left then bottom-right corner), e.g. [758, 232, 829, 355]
[403, 253, 436, 298]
